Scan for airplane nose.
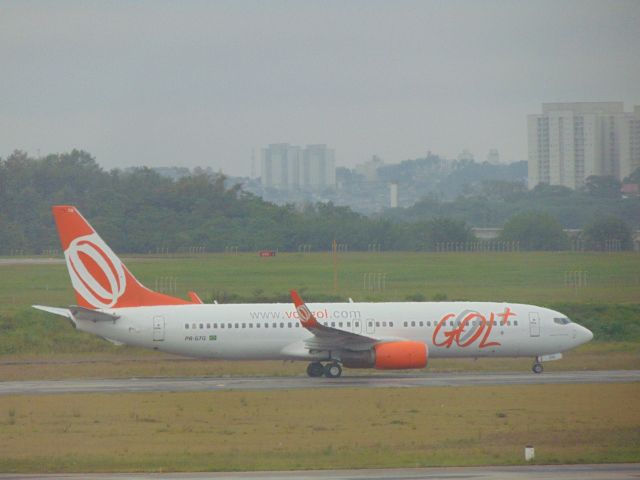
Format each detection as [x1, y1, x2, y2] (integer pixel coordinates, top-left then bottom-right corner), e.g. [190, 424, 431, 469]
[585, 327, 594, 342]
[580, 326, 594, 344]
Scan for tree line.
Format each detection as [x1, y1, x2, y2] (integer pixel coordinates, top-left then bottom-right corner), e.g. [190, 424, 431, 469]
[0, 150, 636, 254]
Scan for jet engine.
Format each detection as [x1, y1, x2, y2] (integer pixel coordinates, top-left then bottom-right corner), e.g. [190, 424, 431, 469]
[340, 341, 428, 369]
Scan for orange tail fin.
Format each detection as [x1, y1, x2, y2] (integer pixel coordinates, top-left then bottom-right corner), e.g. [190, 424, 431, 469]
[52, 205, 191, 309]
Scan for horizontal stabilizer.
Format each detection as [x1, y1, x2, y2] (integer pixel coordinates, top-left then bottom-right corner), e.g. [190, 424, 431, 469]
[69, 305, 120, 322]
[32, 305, 72, 318]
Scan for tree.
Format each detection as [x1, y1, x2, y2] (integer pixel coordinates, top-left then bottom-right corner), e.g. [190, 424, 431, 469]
[584, 175, 622, 198]
[500, 212, 569, 251]
[582, 216, 633, 251]
[623, 167, 640, 185]
[409, 217, 474, 250]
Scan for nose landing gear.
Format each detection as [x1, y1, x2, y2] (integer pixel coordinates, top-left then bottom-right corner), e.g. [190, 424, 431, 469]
[306, 362, 343, 378]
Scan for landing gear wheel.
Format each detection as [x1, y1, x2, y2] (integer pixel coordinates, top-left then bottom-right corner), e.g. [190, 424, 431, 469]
[307, 362, 324, 377]
[324, 362, 342, 378]
[532, 363, 543, 374]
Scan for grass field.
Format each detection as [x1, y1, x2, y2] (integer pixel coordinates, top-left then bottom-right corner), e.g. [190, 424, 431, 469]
[0, 252, 639, 473]
[0, 384, 638, 472]
[1, 251, 639, 312]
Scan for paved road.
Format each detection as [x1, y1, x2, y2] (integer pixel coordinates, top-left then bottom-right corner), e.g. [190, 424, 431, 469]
[1, 370, 638, 396]
[0, 464, 638, 479]
[0, 258, 64, 266]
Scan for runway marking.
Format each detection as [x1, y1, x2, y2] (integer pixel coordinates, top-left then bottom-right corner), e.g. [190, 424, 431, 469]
[0, 370, 638, 396]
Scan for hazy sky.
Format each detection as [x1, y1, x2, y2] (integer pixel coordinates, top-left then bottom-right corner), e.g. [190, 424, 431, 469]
[2, 1, 639, 176]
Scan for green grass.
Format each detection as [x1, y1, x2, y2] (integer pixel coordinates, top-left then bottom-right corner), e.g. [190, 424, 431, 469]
[1, 252, 639, 312]
[0, 384, 637, 472]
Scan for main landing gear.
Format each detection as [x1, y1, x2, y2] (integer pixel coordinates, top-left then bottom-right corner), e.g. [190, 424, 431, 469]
[532, 362, 544, 374]
[307, 362, 342, 378]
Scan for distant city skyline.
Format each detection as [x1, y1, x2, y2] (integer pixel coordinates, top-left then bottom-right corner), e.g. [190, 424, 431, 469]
[2, 1, 639, 176]
[528, 102, 640, 189]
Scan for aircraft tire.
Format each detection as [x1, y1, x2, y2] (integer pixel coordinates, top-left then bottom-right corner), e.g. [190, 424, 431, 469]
[532, 363, 543, 374]
[324, 362, 342, 378]
[307, 362, 324, 377]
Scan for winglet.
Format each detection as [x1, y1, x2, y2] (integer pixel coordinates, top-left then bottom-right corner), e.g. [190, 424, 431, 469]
[290, 290, 319, 329]
[188, 291, 204, 304]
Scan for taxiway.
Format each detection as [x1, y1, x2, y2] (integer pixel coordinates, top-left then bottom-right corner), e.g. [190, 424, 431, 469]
[1, 370, 638, 396]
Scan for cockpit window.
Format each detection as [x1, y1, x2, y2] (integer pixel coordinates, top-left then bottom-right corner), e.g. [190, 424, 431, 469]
[554, 317, 571, 325]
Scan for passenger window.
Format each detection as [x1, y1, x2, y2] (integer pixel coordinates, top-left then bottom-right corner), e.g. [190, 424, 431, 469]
[419, 321, 423, 327]
[376, 321, 380, 327]
[355, 322, 359, 327]
[199, 324, 203, 329]
[339, 322, 343, 328]
[368, 321, 373, 327]
[280, 322, 284, 328]
[404, 321, 408, 327]
[264, 323, 268, 328]
[272, 323, 277, 328]
[256, 323, 260, 328]
[382, 321, 387, 327]
[295, 324, 299, 328]
[221, 324, 225, 329]
[213, 324, 217, 329]
[249, 323, 253, 328]
[235, 323, 239, 329]
[227, 323, 232, 329]
[331, 322, 335, 327]
[427, 321, 431, 327]
[347, 322, 351, 327]
[514, 321, 518, 326]
[207, 323, 211, 329]
[449, 321, 454, 326]
[324, 322, 328, 326]
[411, 321, 415, 327]
[185, 324, 189, 329]
[287, 322, 292, 328]
[507, 321, 511, 326]
[389, 321, 394, 327]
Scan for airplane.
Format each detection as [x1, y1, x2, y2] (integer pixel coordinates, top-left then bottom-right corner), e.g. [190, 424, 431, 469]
[34, 205, 593, 378]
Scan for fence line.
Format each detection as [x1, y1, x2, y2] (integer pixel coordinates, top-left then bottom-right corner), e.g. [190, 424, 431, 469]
[435, 241, 519, 252]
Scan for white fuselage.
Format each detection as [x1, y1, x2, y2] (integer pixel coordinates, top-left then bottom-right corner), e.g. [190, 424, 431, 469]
[75, 301, 593, 362]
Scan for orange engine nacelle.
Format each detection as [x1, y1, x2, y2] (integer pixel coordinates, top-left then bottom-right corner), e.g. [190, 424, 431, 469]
[374, 341, 428, 370]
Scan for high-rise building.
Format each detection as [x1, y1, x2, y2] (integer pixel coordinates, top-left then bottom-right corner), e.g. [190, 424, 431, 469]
[528, 102, 640, 189]
[260, 143, 301, 190]
[486, 149, 500, 165]
[301, 144, 336, 191]
[261, 143, 336, 192]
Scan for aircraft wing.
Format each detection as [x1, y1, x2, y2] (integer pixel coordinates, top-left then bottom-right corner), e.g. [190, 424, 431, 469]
[290, 290, 378, 351]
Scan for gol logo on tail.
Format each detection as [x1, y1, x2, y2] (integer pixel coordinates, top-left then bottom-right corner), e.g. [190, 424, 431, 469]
[65, 234, 127, 308]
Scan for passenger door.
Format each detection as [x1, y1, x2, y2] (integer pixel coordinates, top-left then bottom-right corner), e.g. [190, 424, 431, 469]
[153, 316, 165, 341]
[365, 318, 376, 334]
[528, 312, 540, 337]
